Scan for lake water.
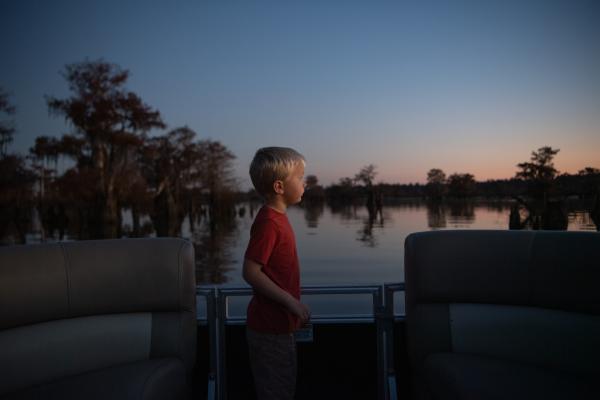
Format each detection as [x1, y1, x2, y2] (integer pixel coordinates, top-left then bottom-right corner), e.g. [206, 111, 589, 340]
[190, 200, 597, 318]
[195, 200, 596, 286]
[14, 199, 596, 317]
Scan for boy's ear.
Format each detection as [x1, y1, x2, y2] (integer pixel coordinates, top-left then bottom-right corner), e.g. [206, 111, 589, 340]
[273, 180, 284, 195]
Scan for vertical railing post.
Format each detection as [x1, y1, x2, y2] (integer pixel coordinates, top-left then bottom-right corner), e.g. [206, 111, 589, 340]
[374, 285, 387, 400]
[196, 287, 218, 400]
[384, 284, 400, 400]
[206, 288, 217, 400]
[216, 289, 228, 400]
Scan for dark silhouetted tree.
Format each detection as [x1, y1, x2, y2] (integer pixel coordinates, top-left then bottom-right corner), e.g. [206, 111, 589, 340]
[325, 177, 356, 205]
[47, 60, 165, 238]
[575, 166, 600, 198]
[514, 146, 567, 230]
[353, 164, 381, 217]
[305, 175, 318, 188]
[0, 88, 16, 157]
[426, 168, 447, 199]
[303, 174, 325, 203]
[197, 140, 237, 230]
[447, 173, 476, 198]
[578, 167, 600, 176]
[139, 127, 237, 236]
[0, 91, 35, 243]
[139, 127, 198, 236]
[577, 167, 600, 230]
[0, 155, 36, 243]
[339, 177, 354, 187]
[29, 136, 63, 240]
[515, 146, 560, 199]
[354, 164, 377, 187]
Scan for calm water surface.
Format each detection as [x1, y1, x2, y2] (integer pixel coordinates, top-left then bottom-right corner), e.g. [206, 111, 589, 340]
[191, 201, 596, 317]
[13, 200, 596, 316]
[195, 201, 596, 287]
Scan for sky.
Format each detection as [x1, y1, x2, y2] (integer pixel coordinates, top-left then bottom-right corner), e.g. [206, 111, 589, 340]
[1, 0, 599, 188]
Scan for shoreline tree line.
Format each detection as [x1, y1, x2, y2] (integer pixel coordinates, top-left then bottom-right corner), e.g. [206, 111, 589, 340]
[2, 60, 600, 244]
[1, 60, 237, 243]
[320, 151, 599, 203]
[317, 147, 600, 230]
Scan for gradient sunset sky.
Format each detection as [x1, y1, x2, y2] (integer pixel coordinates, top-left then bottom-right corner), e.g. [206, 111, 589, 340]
[2, 0, 599, 188]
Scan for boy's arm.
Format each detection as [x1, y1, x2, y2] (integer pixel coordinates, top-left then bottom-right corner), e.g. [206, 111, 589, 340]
[243, 258, 310, 324]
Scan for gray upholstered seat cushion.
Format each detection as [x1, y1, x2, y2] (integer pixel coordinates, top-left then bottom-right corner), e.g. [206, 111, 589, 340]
[404, 231, 600, 400]
[1, 358, 188, 400]
[0, 238, 197, 399]
[424, 353, 599, 400]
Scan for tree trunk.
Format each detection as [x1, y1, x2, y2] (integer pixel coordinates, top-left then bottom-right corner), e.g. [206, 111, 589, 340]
[131, 206, 140, 237]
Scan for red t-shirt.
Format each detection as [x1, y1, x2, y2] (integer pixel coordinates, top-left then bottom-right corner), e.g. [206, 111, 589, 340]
[245, 205, 301, 334]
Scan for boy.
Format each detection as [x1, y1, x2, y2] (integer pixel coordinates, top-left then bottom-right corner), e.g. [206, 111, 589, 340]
[243, 147, 311, 400]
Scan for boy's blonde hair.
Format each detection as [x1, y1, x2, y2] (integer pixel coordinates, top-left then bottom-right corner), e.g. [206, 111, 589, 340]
[250, 147, 305, 196]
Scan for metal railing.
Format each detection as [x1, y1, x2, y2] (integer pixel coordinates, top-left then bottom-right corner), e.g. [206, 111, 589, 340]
[196, 287, 217, 400]
[384, 283, 405, 400]
[196, 283, 405, 400]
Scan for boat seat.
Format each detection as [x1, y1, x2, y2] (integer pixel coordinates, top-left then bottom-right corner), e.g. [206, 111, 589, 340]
[1, 358, 187, 400]
[0, 238, 196, 400]
[403, 230, 600, 400]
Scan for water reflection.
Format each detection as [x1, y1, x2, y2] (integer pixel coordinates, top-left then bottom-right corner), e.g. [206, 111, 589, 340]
[204, 199, 596, 317]
[426, 201, 446, 229]
[303, 202, 324, 228]
[508, 199, 569, 230]
[448, 201, 475, 226]
[592, 196, 600, 230]
[357, 211, 384, 248]
[426, 200, 478, 229]
[323, 202, 386, 247]
[191, 215, 238, 285]
[328, 201, 361, 221]
[362, 187, 384, 246]
[5, 200, 598, 287]
[568, 211, 598, 231]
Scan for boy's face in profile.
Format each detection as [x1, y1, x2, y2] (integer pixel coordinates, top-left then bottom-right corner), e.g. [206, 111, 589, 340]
[281, 162, 306, 206]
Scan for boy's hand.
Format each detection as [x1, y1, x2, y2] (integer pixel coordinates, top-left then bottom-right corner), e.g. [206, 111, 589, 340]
[288, 299, 311, 325]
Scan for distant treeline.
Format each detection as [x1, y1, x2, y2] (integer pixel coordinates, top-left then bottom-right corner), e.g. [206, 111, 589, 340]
[322, 173, 600, 201]
[2, 60, 600, 243]
[294, 152, 600, 203]
[313, 148, 600, 230]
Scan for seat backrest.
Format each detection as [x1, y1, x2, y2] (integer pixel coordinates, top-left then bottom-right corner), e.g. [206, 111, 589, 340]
[404, 230, 600, 378]
[0, 238, 196, 395]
